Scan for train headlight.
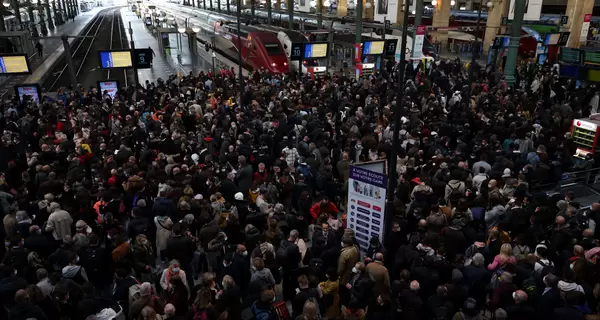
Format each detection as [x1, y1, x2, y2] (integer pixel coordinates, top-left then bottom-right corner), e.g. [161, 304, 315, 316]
[283, 62, 288, 66]
[271, 63, 276, 67]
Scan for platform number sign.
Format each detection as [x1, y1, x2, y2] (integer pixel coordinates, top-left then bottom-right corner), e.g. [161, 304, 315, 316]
[558, 32, 570, 46]
[560, 16, 568, 25]
[384, 39, 398, 56]
[289, 43, 303, 61]
[384, 20, 391, 31]
[134, 48, 152, 69]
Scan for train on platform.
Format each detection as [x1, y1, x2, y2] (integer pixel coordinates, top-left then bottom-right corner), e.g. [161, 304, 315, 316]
[160, 7, 290, 73]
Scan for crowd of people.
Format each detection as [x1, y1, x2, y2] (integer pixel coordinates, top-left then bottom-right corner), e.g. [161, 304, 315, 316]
[0, 56, 599, 320]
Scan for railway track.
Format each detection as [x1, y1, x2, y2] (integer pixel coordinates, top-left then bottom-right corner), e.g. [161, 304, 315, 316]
[43, 7, 129, 91]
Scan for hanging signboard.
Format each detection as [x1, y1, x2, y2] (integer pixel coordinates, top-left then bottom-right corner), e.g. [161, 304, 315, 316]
[297, 0, 310, 13]
[412, 25, 426, 58]
[374, 0, 398, 24]
[133, 48, 153, 69]
[384, 39, 398, 56]
[508, 0, 542, 22]
[347, 165, 387, 251]
[560, 47, 582, 65]
[581, 14, 592, 45]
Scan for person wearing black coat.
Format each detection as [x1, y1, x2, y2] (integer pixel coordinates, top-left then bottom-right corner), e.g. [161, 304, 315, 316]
[166, 223, 196, 288]
[127, 208, 150, 240]
[462, 254, 491, 308]
[365, 294, 394, 320]
[230, 245, 251, 296]
[8, 289, 49, 320]
[216, 277, 242, 320]
[505, 290, 535, 320]
[219, 174, 239, 203]
[24, 226, 53, 259]
[291, 275, 320, 319]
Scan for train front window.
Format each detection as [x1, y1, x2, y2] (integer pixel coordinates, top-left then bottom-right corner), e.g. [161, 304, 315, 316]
[264, 43, 283, 55]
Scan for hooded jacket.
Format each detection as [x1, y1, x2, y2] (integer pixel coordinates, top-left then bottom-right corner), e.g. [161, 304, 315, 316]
[250, 268, 276, 288]
[62, 265, 89, 284]
[485, 205, 506, 230]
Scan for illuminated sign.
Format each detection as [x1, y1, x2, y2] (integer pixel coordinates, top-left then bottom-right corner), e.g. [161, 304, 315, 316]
[543, 33, 560, 46]
[362, 63, 376, 69]
[384, 39, 398, 56]
[560, 47, 581, 65]
[98, 80, 119, 99]
[575, 119, 598, 132]
[99, 50, 133, 69]
[584, 51, 600, 66]
[14, 84, 40, 103]
[0, 54, 31, 74]
[363, 41, 385, 55]
[304, 43, 328, 59]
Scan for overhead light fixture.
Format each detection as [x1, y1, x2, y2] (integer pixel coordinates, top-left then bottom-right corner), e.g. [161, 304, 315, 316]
[364, 1, 371, 8]
[2, 0, 10, 7]
[411, 9, 415, 14]
[450, 0, 455, 5]
[487, 1, 493, 8]
[310, 0, 316, 6]
[192, 24, 200, 32]
[431, 0, 437, 6]
[323, 0, 330, 6]
[178, 27, 186, 33]
[347, 2, 355, 9]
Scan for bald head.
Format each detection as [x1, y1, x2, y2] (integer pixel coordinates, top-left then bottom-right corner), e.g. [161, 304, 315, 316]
[14, 289, 29, 305]
[583, 228, 594, 238]
[374, 252, 384, 262]
[556, 216, 565, 225]
[574, 245, 584, 256]
[418, 219, 427, 228]
[525, 253, 537, 265]
[410, 280, 420, 291]
[514, 290, 528, 303]
[164, 303, 175, 316]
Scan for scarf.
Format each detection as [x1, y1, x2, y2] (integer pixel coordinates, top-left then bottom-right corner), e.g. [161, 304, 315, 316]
[165, 267, 180, 290]
[136, 234, 153, 256]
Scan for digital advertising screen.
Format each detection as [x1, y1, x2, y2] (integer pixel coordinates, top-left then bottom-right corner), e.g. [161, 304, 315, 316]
[303, 43, 328, 59]
[543, 33, 561, 46]
[15, 84, 40, 103]
[362, 41, 386, 55]
[99, 50, 133, 69]
[0, 54, 31, 74]
[98, 80, 119, 99]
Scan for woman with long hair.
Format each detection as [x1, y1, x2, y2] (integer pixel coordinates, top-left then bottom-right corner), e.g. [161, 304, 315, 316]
[487, 243, 516, 271]
[190, 287, 219, 320]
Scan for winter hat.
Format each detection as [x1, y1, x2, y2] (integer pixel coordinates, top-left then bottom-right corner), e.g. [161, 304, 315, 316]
[234, 192, 244, 201]
[502, 168, 512, 178]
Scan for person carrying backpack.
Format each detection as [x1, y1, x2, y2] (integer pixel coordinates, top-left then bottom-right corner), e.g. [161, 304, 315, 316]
[445, 177, 465, 202]
[251, 289, 278, 320]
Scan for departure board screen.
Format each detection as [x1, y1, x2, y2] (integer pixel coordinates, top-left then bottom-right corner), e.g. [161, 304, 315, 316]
[0, 55, 30, 74]
[584, 51, 600, 66]
[15, 84, 40, 103]
[363, 41, 385, 55]
[304, 43, 328, 58]
[560, 47, 581, 65]
[99, 50, 133, 68]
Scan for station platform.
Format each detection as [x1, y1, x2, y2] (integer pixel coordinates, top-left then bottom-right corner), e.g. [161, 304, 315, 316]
[0, 7, 108, 97]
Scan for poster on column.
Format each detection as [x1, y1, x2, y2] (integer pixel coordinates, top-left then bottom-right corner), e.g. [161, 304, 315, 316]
[346, 165, 387, 252]
[412, 25, 425, 58]
[374, 0, 398, 23]
[508, 0, 542, 22]
[297, 0, 310, 13]
[581, 14, 592, 44]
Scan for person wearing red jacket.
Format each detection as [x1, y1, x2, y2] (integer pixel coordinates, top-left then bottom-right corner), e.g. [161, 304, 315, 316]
[309, 198, 339, 223]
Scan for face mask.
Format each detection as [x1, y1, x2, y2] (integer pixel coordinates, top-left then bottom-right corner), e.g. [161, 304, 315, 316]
[224, 237, 228, 241]
[341, 241, 344, 247]
[242, 251, 248, 256]
[352, 267, 358, 273]
[488, 184, 492, 189]
[223, 262, 228, 268]
[172, 267, 180, 273]
[76, 256, 80, 263]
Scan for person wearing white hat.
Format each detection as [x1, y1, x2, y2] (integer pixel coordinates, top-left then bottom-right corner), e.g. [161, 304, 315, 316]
[234, 192, 244, 201]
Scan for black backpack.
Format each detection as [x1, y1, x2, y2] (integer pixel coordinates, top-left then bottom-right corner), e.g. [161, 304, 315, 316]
[276, 241, 289, 265]
[432, 305, 451, 320]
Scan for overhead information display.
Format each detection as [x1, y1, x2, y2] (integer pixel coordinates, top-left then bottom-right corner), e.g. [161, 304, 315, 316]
[0, 55, 30, 74]
[304, 43, 328, 58]
[99, 50, 133, 68]
[363, 41, 385, 55]
[560, 47, 581, 65]
[584, 51, 600, 66]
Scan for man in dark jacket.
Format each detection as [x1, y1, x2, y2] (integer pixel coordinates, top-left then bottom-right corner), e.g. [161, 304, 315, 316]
[220, 172, 239, 203]
[8, 289, 49, 320]
[441, 219, 467, 261]
[166, 223, 195, 288]
[81, 234, 112, 296]
[537, 273, 561, 320]
[24, 225, 53, 259]
[291, 274, 319, 319]
[152, 189, 177, 220]
[462, 253, 491, 307]
[505, 290, 535, 320]
[281, 230, 302, 301]
[127, 207, 150, 240]
[235, 156, 253, 195]
[231, 245, 250, 297]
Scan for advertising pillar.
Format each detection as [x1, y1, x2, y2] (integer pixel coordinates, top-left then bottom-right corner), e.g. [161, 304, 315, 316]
[483, 0, 508, 56]
[431, 0, 451, 44]
[565, 0, 593, 48]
